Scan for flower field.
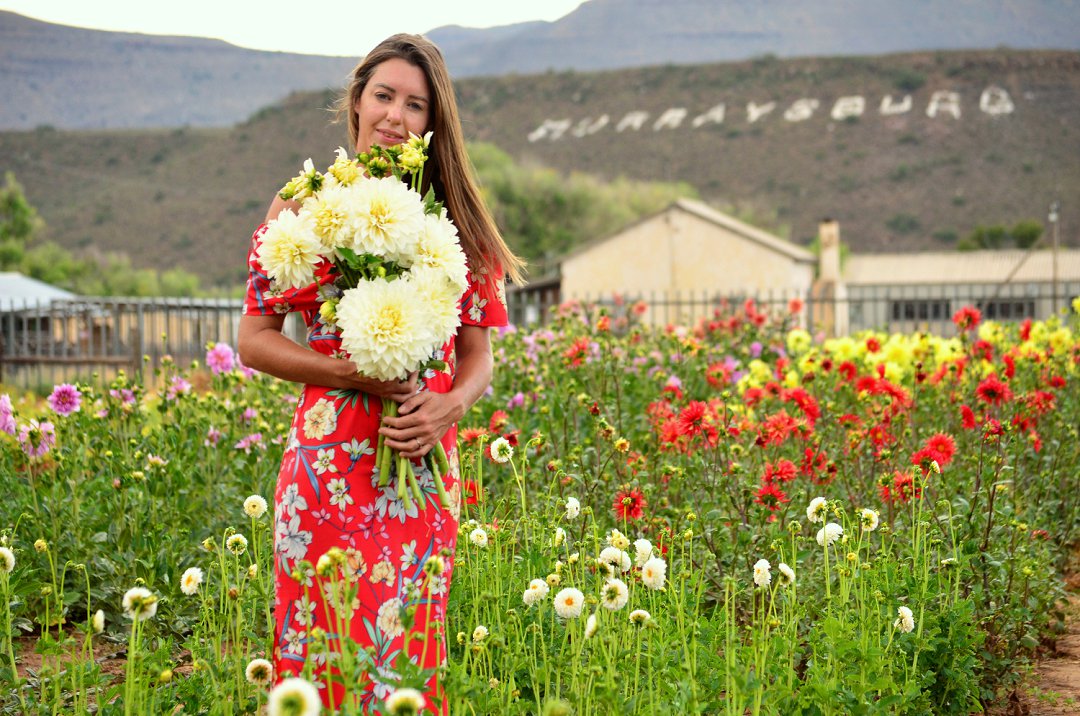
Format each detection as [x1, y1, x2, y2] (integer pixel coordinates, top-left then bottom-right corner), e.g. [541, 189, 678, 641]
[1, 298, 1079, 715]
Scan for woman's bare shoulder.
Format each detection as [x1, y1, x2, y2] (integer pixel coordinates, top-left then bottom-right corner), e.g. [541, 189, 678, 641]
[264, 195, 302, 223]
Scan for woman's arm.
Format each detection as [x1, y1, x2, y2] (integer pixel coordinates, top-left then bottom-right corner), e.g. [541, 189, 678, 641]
[236, 314, 417, 399]
[378, 324, 494, 458]
[236, 195, 418, 401]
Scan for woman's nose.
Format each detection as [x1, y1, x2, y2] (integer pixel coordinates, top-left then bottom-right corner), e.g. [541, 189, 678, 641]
[386, 102, 403, 124]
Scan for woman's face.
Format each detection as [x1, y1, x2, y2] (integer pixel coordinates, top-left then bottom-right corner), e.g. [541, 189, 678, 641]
[354, 58, 432, 153]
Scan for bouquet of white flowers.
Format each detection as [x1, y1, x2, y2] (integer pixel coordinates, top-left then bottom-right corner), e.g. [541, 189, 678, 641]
[256, 134, 468, 511]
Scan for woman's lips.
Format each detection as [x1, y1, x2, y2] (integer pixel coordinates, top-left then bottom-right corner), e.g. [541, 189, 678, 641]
[377, 129, 403, 144]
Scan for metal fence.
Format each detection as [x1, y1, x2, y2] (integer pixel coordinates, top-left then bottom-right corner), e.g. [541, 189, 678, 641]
[506, 280, 1080, 335]
[2, 281, 1077, 390]
[0, 297, 305, 391]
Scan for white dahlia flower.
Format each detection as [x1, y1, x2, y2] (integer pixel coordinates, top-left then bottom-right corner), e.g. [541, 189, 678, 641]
[894, 605, 915, 634]
[601, 579, 629, 611]
[346, 176, 425, 260]
[267, 676, 321, 716]
[816, 522, 844, 547]
[412, 212, 469, 293]
[256, 210, 322, 291]
[180, 567, 203, 596]
[641, 556, 667, 591]
[553, 587, 584, 619]
[122, 586, 158, 622]
[336, 279, 437, 382]
[753, 558, 772, 588]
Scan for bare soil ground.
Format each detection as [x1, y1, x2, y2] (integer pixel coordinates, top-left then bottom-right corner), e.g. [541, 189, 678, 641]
[997, 573, 1080, 716]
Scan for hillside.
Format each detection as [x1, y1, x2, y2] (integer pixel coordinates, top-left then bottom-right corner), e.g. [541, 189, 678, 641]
[0, 10, 355, 129]
[0, 50, 1076, 289]
[429, 0, 1080, 76]
[3, 1, 1079, 131]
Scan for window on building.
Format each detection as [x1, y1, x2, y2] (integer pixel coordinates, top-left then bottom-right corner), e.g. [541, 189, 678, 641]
[979, 300, 1035, 321]
[890, 299, 951, 322]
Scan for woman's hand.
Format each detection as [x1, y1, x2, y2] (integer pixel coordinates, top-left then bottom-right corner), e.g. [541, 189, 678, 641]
[338, 366, 419, 402]
[379, 391, 465, 460]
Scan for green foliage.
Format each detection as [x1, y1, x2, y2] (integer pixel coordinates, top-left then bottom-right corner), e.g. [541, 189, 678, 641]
[0, 172, 205, 297]
[890, 68, 927, 92]
[886, 213, 922, 235]
[957, 220, 1044, 251]
[0, 172, 45, 269]
[471, 143, 697, 271]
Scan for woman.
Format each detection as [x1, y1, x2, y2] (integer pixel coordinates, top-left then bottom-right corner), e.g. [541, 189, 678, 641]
[238, 33, 524, 712]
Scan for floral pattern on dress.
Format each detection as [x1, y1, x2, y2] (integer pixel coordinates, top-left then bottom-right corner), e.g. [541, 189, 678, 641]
[244, 223, 507, 712]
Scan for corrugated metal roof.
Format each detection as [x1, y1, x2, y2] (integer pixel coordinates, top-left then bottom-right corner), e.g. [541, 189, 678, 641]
[844, 249, 1080, 285]
[0, 271, 78, 311]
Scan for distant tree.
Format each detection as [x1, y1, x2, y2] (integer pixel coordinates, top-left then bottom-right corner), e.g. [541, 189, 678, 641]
[0, 172, 45, 269]
[1011, 220, 1043, 249]
[958, 221, 1043, 251]
[471, 142, 697, 272]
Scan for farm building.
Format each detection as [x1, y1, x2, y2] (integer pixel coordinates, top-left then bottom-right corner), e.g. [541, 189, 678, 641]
[509, 201, 1080, 334]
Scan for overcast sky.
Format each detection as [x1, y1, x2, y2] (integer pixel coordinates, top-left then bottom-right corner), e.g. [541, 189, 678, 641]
[1, 0, 587, 56]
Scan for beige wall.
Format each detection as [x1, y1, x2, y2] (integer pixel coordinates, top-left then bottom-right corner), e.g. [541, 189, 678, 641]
[561, 208, 814, 299]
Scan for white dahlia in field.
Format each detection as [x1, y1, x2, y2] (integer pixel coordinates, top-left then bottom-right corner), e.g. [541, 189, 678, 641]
[816, 522, 844, 547]
[245, 657, 273, 685]
[122, 586, 158, 621]
[629, 609, 651, 626]
[641, 556, 667, 591]
[302, 181, 355, 255]
[523, 578, 550, 606]
[778, 562, 796, 587]
[384, 687, 425, 715]
[256, 210, 322, 291]
[584, 612, 600, 639]
[346, 176, 425, 261]
[601, 579, 629, 611]
[472, 625, 489, 643]
[335, 279, 436, 382]
[606, 528, 630, 551]
[598, 546, 631, 574]
[0, 546, 13, 574]
[753, 558, 772, 588]
[633, 538, 653, 568]
[469, 527, 489, 548]
[244, 495, 268, 519]
[859, 508, 880, 532]
[564, 496, 581, 520]
[553, 587, 584, 619]
[412, 212, 469, 293]
[894, 605, 915, 633]
[268, 676, 321, 716]
[92, 609, 105, 633]
[226, 534, 248, 556]
[489, 437, 513, 464]
[806, 496, 828, 523]
[180, 567, 203, 595]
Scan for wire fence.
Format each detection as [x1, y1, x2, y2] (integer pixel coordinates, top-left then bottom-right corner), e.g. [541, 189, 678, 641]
[2, 280, 1077, 390]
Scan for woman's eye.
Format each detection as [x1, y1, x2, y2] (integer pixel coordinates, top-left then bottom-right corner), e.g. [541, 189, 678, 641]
[374, 92, 391, 101]
[408, 102, 424, 112]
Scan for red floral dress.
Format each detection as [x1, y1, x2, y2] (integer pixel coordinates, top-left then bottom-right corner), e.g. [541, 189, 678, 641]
[243, 223, 507, 712]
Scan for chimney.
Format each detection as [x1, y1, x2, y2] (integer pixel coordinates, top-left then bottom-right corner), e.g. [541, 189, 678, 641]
[818, 219, 841, 283]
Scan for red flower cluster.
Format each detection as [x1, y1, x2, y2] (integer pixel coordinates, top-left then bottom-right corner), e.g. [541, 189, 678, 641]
[879, 471, 922, 504]
[562, 336, 592, 368]
[952, 305, 982, 332]
[910, 432, 957, 474]
[613, 487, 647, 521]
[975, 374, 1012, 406]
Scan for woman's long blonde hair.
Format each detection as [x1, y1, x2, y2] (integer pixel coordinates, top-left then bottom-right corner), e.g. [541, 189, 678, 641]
[337, 34, 524, 285]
